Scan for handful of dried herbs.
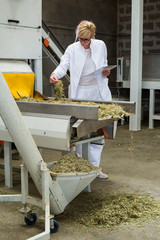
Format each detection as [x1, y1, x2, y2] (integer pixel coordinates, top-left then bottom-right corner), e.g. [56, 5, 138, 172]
[50, 154, 100, 174]
[54, 80, 66, 99]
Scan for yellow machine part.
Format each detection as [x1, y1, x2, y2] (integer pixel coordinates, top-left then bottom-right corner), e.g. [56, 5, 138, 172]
[34, 90, 49, 101]
[3, 73, 35, 99]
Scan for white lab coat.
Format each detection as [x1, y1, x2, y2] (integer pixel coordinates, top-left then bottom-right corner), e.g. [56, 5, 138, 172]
[53, 39, 112, 101]
[53, 39, 112, 167]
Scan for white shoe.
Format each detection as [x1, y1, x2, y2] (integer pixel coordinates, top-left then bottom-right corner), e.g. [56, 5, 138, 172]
[97, 171, 108, 179]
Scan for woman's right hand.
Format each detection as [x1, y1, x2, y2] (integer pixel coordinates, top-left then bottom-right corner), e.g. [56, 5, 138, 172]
[49, 73, 58, 84]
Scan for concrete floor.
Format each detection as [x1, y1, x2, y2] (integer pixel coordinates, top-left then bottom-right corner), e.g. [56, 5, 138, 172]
[0, 124, 160, 240]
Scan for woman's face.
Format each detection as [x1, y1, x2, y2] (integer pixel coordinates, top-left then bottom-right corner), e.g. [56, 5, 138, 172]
[78, 37, 91, 49]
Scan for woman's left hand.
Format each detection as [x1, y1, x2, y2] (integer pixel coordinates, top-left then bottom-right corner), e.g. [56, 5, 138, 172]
[102, 68, 110, 77]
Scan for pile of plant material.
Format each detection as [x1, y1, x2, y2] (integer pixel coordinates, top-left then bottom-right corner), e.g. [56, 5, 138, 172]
[50, 154, 100, 174]
[17, 96, 130, 120]
[78, 193, 160, 228]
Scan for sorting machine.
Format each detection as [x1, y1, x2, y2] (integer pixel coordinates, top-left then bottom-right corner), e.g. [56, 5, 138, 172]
[0, 71, 135, 239]
[0, 1, 135, 239]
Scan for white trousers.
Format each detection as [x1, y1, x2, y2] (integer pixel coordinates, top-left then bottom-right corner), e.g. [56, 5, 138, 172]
[76, 144, 103, 167]
[76, 85, 104, 167]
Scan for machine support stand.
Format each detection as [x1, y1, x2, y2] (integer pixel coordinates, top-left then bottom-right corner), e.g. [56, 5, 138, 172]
[24, 163, 52, 240]
[0, 162, 59, 240]
[82, 134, 91, 192]
[41, 163, 51, 235]
[4, 141, 13, 188]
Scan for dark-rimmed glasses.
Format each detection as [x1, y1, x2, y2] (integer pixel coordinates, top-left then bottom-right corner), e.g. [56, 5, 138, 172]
[78, 37, 91, 43]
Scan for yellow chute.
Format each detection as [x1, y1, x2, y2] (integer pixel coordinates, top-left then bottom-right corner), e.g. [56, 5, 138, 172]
[3, 73, 35, 99]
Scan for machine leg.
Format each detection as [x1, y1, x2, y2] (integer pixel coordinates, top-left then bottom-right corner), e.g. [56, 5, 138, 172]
[81, 134, 91, 161]
[4, 141, 13, 188]
[149, 89, 154, 129]
[82, 135, 91, 192]
[42, 165, 50, 233]
[113, 121, 118, 139]
[21, 164, 29, 204]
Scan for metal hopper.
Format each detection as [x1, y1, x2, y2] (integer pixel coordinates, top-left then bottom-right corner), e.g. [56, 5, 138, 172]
[49, 170, 100, 214]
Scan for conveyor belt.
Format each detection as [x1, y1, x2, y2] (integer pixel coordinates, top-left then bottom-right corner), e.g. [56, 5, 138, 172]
[17, 100, 135, 120]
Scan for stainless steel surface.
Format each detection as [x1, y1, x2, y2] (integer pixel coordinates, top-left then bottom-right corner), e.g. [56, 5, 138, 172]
[72, 118, 115, 139]
[0, 115, 71, 151]
[17, 101, 99, 120]
[71, 135, 104, 145]
[16, 100, 135, 139]
[17, 100, 135, 118]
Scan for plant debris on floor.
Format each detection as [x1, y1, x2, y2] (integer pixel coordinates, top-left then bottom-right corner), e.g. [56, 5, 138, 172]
[76, 193, 160, 228]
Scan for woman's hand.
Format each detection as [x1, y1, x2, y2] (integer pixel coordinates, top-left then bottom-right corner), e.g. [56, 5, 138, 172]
[49, 73, 58, 84]
[102, 68, 110, 77]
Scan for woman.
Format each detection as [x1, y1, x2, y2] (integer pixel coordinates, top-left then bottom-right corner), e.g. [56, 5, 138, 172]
[50, 20, 112, 179]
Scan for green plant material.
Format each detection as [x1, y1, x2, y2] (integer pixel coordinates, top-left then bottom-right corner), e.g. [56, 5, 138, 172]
[98, 103, 129, 119]
[17, 96, 38, 102]
[17, 96, 130, 120]
[54, 80, 66, 99]
[50, 154, 100, 174]
[78, 193, 160, 228]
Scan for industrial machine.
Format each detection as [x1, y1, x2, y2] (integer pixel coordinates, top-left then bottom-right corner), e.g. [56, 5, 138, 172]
[0, 1, 135, 239]
[0, 0, 43, 93]
[0, 72, 135, 239]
